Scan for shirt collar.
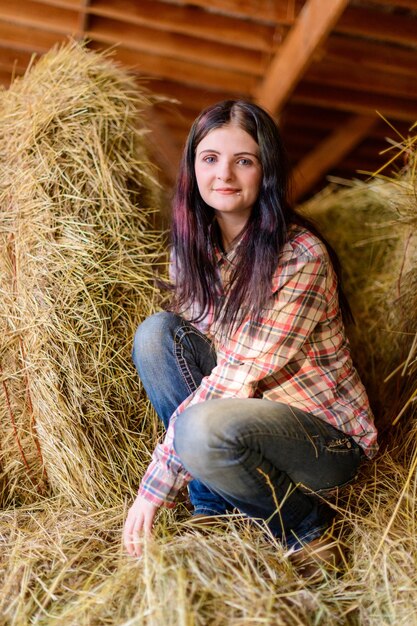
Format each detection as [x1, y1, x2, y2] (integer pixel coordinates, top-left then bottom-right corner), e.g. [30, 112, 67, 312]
[213, 237, 243, 267]
[210, 219, 244, 267]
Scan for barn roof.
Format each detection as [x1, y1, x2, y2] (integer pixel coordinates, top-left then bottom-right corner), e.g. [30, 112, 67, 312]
[1, 0, 416, 200]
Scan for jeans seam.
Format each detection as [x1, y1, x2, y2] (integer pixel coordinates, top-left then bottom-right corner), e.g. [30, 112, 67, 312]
[174, 337, 197, 394]
[173, 326, 215, 395]
[234, 432, 361, 497]
[177, 325, 213, 347]
[237, 429, 359, 451]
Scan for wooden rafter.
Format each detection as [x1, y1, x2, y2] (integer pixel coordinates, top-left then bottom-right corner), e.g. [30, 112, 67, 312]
[87, 0, 276, 51]
[338, 5, 417, 46]
[0, 46, 33, 71]
[89, 43, 258, 93]
[306, 59, 417, 100]
[0, 0, 79, 34]
[325, 35, 417, 78]
[292, 114, 377, 201]
[255, 0, 349, 115]
[154, 0, 297, 22]
[145, 112, 181, 186]
[0, 0, 416, 199]
[149, 80, 237, 115]
[0, 22, 63, 53]
[293, 81, 417, 122]
[87, 17, 265, 75]
[77, 0, 90, 37]
[371, 0, 417, 7]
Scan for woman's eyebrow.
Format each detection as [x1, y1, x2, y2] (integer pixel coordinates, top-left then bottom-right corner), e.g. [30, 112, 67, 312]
[234, 151, 259, 158]
[198, 149, 259, 158]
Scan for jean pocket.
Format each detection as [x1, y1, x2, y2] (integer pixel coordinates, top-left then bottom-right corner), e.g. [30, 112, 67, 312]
[324, 436, 358, 453]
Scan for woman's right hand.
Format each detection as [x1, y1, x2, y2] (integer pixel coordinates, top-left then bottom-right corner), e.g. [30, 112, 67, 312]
[123, 493, 160, 557]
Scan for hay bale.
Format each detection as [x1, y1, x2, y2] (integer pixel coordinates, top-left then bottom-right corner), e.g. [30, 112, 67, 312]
[1, 453, 416, 626]
[300, 130, 417, 435]
[0, 41, 165, 508]
[0, 91, 416, 626]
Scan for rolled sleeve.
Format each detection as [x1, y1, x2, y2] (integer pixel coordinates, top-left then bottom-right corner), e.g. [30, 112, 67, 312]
[138, 420, 193, 507]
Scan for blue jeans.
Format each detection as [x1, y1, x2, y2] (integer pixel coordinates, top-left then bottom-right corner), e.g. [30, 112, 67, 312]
[133, 311, 232, 515]
[133, 312, 363, 549]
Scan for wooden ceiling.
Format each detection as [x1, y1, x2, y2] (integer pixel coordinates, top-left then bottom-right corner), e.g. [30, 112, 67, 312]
[1, 0, 417, 201]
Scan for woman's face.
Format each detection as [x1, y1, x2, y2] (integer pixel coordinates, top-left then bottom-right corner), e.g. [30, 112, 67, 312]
[194, 123, 262, 223]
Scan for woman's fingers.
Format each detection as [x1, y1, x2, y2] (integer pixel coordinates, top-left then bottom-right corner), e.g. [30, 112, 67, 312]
[131, 515, 146, 557]
[123, 495, 159, 557]
[123, 507, 142, 556]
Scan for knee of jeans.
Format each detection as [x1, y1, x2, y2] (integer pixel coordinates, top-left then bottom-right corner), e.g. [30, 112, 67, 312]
[132, 312, 179, 368]
[174, 404, 219, 476]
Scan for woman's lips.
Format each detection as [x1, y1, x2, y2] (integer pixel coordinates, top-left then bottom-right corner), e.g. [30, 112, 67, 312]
[213, 188, 240, 194]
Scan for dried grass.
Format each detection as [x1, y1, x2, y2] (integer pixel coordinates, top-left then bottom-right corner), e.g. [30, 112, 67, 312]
[301, 128, 417, 434]
[1, 442, 416, 625]
[0, 40, 165, 508]
[1, 42, 416, 625]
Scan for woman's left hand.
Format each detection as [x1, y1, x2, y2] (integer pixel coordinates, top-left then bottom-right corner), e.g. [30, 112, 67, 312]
[123, 494, 159, 557]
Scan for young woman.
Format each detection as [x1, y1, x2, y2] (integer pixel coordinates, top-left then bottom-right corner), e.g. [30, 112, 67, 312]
[123, 100, 378, 568]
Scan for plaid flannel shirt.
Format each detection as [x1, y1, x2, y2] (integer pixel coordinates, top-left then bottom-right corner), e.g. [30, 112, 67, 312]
[138, 227, 378, 508]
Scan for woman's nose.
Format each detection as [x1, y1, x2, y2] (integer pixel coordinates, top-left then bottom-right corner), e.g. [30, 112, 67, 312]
[217, 161, 232, 181]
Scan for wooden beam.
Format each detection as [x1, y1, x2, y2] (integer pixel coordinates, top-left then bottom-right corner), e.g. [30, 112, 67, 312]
[0, 67, 24, 86]
[365, 0, 417, 10]
[285, 130, 332, 152]
[283, 113, 410, 145]
[255, 0, 349, 115]
[281, 107, 352, 132]
[325, 35, 417, 78]
[290, 152, 386, 176]
[306, 59, 417, 100]
[290, 136, 394, 164]
[87, 16, 265, 75]
[0, 22, 63, 53]
[147, 80, 237, 113]
[145, 111, 182, 186]
[87, 0, 276, 52]
[338, 6, 417, 47]
[88, 43, 257, 94]
[161, 125, 189, 145]
[34, 0, 83, 7]
[0, 0, 79, 34]
[292, 114, 377, 201]
[154, 105, 196, 135]
[0, 46, 34, 71]
[293, 82, 417, 123]
[160, 0, 300, 23]
[77, 0, 90, 36]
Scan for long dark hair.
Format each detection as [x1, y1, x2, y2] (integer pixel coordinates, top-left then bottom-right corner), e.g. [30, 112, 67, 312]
[170, 100, 351, 335]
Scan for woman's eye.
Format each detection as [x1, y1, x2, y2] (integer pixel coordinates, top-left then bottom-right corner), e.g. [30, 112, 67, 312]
[203, 156, 216, 163]
[237, 158, 252, 166]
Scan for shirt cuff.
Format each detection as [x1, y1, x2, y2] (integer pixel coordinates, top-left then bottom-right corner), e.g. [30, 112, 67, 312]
[138, 459, 192, 508]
